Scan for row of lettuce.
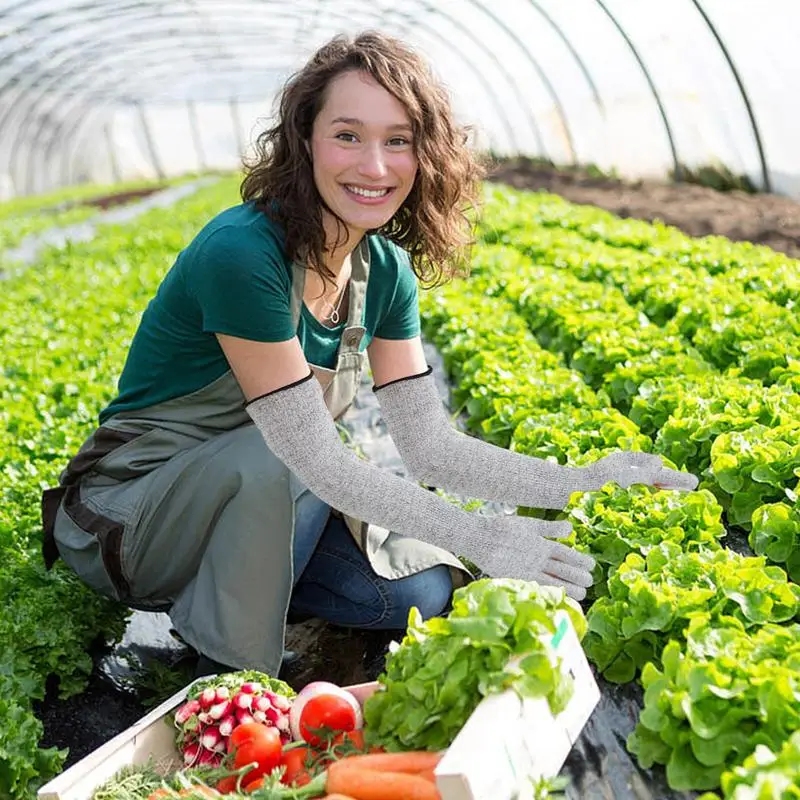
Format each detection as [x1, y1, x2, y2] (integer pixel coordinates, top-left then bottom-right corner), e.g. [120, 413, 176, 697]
[0, 176, 244, 799]
[0, 177, 193, 263]
[419, 187, 799, 796]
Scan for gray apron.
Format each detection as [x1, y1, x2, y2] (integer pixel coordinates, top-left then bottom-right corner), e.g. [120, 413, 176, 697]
[42, 237, 469, 675]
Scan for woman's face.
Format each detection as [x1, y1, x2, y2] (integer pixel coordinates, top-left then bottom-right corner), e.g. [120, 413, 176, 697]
[310, 70, 418, 243]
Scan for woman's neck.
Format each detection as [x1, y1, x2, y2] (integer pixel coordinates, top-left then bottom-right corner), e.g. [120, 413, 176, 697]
[321, 211, 363, 277]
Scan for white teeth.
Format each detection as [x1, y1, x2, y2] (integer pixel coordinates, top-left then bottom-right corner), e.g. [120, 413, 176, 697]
[347, 185, 390, 198]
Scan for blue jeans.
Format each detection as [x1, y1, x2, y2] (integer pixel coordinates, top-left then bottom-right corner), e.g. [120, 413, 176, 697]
[289, 492, 453, 628]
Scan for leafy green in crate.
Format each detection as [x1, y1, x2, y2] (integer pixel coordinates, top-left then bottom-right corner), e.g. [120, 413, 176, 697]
[363, 578, 585, 752]
[628, 616, 800, 792]
[583, 542, 800, 684]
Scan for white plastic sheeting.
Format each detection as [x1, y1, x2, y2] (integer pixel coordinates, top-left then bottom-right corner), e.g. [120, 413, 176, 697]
[0, 0, 797, 197]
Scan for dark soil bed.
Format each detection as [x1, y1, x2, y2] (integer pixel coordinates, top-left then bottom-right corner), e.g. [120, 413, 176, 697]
[489, 158, 800, 259]
[74, 186, 167, 211]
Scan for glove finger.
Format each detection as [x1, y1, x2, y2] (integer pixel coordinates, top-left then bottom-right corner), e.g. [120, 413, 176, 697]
[547, 539, 596, 572]
[619, 451, 664, 468]
[652, 468, 699, 492]
[533, 571, 587, 603]
[530, 519, 573, 541]
[542, 557, 594, 589]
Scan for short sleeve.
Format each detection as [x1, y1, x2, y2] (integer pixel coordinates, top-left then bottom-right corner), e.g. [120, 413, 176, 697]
[191, 225, 295, 342]
[374, 247, 422, 340]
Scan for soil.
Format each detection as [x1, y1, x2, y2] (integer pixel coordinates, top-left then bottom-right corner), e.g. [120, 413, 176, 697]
[74, 186, 167, 211]
[489, 158, 800, 259]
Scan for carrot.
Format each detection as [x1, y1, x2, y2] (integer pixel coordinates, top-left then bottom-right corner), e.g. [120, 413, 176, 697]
[326, 765, 439, 800]
[331, 751, 442, 775]
[323, 795, 359, 800]
[416, 767, 438, 784]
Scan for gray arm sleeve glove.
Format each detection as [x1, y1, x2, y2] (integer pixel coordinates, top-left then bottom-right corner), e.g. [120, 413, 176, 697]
[245, 374, 596, 601]
[375, 367, 699, 509]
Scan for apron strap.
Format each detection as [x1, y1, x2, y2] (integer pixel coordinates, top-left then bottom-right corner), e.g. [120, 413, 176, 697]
[339, 238, 369, 352]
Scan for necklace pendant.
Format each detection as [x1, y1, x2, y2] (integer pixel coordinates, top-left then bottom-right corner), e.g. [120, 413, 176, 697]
[329, 309, 340, 325]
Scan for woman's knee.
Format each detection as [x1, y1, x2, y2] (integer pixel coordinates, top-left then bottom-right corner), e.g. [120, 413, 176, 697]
[387, 564, 453, 624]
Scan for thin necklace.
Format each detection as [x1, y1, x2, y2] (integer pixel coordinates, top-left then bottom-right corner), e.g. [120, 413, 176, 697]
[323, 282, 347, 325]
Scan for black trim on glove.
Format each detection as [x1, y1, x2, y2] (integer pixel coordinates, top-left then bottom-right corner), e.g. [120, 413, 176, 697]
[246, 371, 314, 406]
[373, 365, 433, 393]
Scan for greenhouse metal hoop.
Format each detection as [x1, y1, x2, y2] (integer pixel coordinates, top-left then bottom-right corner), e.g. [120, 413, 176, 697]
[2, 1, 538, 191]
[690, 0, 771, 191]
[0, 0, 777, 193]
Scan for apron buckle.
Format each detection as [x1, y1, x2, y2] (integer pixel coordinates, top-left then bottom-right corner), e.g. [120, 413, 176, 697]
[342, 326, 366, 349]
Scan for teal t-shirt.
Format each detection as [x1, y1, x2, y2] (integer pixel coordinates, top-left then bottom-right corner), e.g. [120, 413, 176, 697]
[99, 202, 420, 423]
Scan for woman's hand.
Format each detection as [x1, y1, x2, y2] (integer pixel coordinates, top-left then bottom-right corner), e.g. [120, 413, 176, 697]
[583, 451, 699, 492]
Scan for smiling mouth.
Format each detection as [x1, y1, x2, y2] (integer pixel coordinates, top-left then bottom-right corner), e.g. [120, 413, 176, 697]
[344, 185, 393, 198]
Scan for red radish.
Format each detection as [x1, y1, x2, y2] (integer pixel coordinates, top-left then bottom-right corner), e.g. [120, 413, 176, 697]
[214, 686, 231, 701]
[174, 699, 201, 725]
[209, 699, 233, 720]
[197, 711, 211, 725]
[240, 682, 262, 694]
[233, 692, 253, 710]
[253, 696, 270, 713]
[197, 749, 222, 767]
[201, 725, 224, 752]
[288, 682, 362, 745]
[219, 714, 236, 737]
[183, 741, 201, 766]
[252, 710, 267, 724]
[236, 709, 256, 726]
[198, 687, 217, 709]
[276, 716, 290, 734]
[266, 691, 291, 712]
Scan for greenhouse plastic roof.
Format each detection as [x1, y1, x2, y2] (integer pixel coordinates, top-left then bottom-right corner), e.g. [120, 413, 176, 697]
[1, 0, 799, 198]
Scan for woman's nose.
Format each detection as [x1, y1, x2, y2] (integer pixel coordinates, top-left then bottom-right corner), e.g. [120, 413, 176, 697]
[357, 143, 388, 180]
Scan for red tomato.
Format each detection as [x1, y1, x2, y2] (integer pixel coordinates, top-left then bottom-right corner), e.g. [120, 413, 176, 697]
[298, 694, 357, 745]
[279, 746, 315, 787]
[228, 722, 269, 752]
[243, 777, 263, 793]
[232, 725, 282, 781]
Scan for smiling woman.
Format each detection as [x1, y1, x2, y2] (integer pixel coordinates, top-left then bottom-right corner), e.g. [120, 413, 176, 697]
[42, 30, 696, 681]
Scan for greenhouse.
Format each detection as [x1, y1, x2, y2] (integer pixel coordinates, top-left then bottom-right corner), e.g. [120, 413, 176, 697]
[1, 2, 799, 800]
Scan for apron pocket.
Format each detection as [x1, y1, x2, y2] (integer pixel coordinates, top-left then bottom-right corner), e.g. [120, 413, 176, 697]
[55, 483, 134, 602]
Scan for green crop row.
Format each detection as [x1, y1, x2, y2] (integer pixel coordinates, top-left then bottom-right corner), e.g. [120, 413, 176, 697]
[0, 176, 193, 257]
[0, 175, 242, 798]
[479, 187, 800, 383]
[481, 184, 800, 306]
[464, 241, 800, 533]
[420, 191, 800, 796]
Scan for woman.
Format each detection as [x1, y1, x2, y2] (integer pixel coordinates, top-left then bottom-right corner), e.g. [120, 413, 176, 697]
[42, 31, 697, 678]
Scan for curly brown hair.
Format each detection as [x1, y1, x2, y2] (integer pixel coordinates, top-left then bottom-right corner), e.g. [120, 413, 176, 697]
[240, 30, 485, 288]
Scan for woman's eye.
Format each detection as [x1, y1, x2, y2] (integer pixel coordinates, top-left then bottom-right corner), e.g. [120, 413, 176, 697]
[388, 137, 411, 147]
[335, 132, 358, 142]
